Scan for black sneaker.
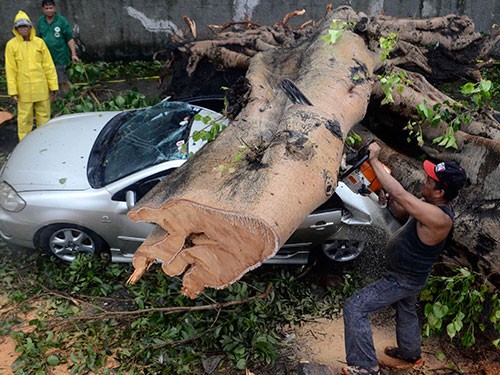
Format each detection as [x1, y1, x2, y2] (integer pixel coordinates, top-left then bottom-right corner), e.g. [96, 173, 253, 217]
[384, 346, 423, 365]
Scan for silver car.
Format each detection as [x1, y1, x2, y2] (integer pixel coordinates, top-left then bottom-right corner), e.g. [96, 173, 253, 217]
[0, 100, 398, 265]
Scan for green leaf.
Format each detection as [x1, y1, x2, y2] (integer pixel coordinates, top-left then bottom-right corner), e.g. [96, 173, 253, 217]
[438, 137, 448, 146]
[74, 64, 84, 74]
[84, 102, 94, 112]
[47, 355, 60, 366]
[459, 268, 471, 277]
[423, 323, 430, 337]
[416, 102, 429, 118]
[420, 289, 432, 301]
[417, 133, 424, 146]
[433, 303, 449, 319]
[460, 82, 476, 95]
[431, 116, 441, 126]
[445, 135, 457, 149]
[479, 80, 492, 93]
[233, 152, 243, 161]
[236, 358, 246, 370]
[435, 351, 446, 361]
[454, 318, 463, 332]
[322, 29, 344, 44]
[424, 303, 433, 315]
[447, 322, 456, 338]
[427, 312, 438, 327]
[46, 331, 55, 342]
[114, 95, 126, 107]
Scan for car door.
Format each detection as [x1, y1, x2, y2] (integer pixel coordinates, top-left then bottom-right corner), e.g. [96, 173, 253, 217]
[105, 166, 180, 260]
[273, 192, 344, 263]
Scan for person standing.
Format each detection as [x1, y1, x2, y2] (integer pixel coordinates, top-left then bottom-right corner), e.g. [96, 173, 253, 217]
[5, 10, 59, 141]
[341, 142, 467, 375]
[37, 0, 79, 92]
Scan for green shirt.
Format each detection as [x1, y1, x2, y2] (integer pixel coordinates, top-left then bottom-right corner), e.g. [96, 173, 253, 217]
[37, 13, 74, 67]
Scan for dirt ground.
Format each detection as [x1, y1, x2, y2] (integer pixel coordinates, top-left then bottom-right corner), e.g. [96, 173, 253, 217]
[288, 312, 500, 375]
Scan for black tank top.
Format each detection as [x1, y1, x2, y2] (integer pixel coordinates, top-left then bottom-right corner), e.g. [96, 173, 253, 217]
[385, 205, 454, 287]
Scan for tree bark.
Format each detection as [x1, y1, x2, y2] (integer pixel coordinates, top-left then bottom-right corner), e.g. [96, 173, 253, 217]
[129, 6, 500, 296]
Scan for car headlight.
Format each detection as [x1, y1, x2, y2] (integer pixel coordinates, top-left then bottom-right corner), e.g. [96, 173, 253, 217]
[0, 182, 26, 212]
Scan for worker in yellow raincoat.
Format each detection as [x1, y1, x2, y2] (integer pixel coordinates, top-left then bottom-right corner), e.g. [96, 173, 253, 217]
[5, 10, 58, 141]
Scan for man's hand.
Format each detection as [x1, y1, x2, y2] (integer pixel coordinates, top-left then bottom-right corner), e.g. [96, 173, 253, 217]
[71, 54, 80, 63]
[50, 91, 58, 102]
[368, 142, 381, 161]
[377, 189, 388, 206]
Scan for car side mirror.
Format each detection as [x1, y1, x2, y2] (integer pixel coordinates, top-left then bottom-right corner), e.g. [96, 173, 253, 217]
[126, 190, 137, 210]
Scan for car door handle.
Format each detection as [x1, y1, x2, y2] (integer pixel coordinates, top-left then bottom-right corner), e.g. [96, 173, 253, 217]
[309, 221, 335, 230]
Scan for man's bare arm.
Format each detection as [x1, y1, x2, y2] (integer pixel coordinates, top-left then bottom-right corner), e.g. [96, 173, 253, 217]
[68, 39, 79, 62]
[367, 143, 452, 244]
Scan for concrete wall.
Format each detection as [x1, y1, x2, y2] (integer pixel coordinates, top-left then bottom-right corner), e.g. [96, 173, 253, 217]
[1, 0, 498, 62]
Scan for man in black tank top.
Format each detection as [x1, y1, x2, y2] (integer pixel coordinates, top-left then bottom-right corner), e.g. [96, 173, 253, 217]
[341, 142, 467, 375]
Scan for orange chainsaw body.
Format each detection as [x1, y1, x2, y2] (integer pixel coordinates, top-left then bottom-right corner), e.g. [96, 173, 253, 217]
[344, 161, 391, 194]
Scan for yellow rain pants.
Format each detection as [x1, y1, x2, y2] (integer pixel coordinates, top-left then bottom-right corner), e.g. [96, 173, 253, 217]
[17, 99, 51, 140]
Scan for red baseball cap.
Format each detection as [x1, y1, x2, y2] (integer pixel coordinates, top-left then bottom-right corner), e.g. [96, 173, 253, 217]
[423, 160, 467, 192]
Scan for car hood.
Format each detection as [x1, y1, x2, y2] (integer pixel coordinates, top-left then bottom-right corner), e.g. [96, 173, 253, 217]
[2, 112, 119, 192]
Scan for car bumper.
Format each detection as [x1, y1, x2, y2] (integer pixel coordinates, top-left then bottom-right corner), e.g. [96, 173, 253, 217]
[0, 209, 38, 250]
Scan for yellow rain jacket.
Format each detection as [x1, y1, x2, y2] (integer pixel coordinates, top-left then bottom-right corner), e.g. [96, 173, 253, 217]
[5, 11, 58, 103]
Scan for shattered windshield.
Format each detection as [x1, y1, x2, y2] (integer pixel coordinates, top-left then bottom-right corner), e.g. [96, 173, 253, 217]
[88, 101, 200, 188]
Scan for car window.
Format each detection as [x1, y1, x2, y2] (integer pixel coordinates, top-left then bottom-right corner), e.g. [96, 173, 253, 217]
[111, 169, 175, 202]
[312, 193, 343, 213]
[88, 101, 201, 188]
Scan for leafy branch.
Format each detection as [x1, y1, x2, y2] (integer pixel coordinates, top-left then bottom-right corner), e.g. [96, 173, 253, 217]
[44, 283, 272, 327]
[406, 79, 495, 149]
[191, 114, 227, 145]
[321, 19, 355, 45]
[379, 32, 399, 61]
[420, 267, 500, 347]
[378, 69, 411, 105]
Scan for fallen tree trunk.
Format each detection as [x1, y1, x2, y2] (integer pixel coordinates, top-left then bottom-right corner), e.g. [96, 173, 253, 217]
[128, 7, 381, 298]
[129, 6, 500, 296]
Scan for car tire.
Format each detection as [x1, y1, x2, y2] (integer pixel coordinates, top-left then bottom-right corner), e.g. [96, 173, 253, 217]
[36, 224, 110, 262]
[321, 239, 365, 262]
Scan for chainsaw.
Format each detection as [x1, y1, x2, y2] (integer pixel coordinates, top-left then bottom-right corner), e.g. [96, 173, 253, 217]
[339, 139, 391, 205]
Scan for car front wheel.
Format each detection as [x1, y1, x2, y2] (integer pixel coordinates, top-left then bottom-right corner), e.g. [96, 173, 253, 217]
[36, 224, 109, 262]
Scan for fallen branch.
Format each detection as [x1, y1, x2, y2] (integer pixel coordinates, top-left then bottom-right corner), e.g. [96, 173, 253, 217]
[208, 20, 261, 34]
[42, 283, 273, 329]
[183, 16, 197, 39]
[280, 9, 306, 27]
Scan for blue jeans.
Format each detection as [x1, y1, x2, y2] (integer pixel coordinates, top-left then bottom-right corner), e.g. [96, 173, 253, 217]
[343, 275, 423, 368]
